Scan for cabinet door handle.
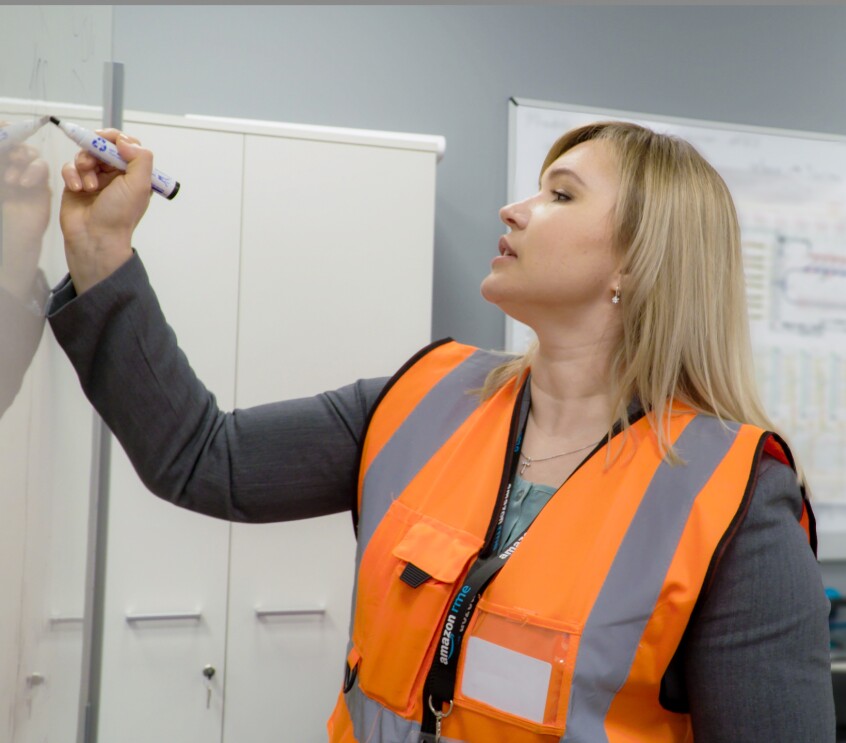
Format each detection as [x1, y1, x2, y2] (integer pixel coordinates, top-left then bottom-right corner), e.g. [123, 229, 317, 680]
[254, 607, 326, 619]
[49, 616, 84, 626]
[125, 611, 203, 624]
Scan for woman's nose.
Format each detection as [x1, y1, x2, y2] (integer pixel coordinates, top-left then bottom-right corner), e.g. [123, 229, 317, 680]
[499, 199, 528, 230]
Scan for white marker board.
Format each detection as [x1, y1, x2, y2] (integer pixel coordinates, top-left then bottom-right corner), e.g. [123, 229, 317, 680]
[508, 98, 846, 558]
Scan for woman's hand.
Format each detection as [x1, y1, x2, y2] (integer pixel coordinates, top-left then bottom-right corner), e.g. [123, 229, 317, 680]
[59, 129, 153, 293]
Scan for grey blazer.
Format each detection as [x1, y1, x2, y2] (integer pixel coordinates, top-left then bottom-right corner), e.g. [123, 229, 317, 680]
[48, 253, 836, 742]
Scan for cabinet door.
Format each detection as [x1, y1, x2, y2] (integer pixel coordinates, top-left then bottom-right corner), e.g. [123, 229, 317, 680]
[224, 135, 435, 742]
[96, 124, 243, 743]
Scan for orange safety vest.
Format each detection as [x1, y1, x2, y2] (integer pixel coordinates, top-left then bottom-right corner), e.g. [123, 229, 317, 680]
[328, 340, 815, 743]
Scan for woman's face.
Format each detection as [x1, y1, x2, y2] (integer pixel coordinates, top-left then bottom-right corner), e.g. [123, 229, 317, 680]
[481, 138, 621, 332]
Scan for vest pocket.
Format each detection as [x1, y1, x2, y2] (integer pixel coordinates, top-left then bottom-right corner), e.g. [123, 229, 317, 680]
[354, 500, 483, 714]
[454, 598, 581, 735]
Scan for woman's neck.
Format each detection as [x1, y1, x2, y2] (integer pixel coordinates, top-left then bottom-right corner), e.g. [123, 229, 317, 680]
[516, 338, 617, 489]
[528, 337, 616, 438]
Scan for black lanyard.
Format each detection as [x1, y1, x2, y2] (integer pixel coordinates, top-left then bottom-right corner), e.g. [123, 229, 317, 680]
[420, 382, 533, 735]
[424, 510, 529, 703]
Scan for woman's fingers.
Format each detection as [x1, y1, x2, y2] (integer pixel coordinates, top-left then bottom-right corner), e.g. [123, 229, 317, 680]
[69, 129, 147, 192]
[60, 160, 83, 192]
[95, 127, 141, 146]
[114, 134, 154, 196]
[83, 169, 99, 192]
[72, 149, 110, 192]
[73, 129, 142, 174]
[62, 163, 82, 191]
[74, 148, 116, 179]
[61, 159, 123, 194]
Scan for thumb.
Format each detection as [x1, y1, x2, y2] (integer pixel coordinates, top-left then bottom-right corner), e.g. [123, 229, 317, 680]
[115, 134, 153, 194]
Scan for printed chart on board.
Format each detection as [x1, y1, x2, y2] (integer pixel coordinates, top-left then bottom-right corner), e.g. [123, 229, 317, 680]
[508, 100, 846, 515]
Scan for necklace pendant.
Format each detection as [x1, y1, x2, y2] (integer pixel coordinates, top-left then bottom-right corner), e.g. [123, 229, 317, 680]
[519, 457, 531, 475]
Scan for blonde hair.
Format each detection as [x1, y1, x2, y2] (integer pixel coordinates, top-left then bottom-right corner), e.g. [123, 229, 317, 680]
[484, 121, 783, 466]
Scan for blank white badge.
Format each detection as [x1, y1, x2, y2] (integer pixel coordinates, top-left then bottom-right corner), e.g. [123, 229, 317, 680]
[461, 636, 552, 723]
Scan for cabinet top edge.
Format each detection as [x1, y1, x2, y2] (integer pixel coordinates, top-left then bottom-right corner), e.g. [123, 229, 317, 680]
[138, 111, 446, 159]
[0, 98, 446, 160]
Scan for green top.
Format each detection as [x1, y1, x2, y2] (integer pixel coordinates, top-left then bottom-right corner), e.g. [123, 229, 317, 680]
[499, 472, 558, 548]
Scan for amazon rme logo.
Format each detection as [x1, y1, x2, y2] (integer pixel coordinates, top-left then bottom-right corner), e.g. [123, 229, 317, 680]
[439, 585, 472, 665]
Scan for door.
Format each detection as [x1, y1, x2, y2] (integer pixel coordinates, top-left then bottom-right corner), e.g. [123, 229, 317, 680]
[95, 123, 243, 743]
[223, 133, 436, 741]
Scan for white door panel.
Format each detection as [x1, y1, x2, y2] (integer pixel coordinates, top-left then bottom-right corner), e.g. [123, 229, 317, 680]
[96, 124, 243, 743]
[225, 134, 435, 740]
[225, 515, 356, 743]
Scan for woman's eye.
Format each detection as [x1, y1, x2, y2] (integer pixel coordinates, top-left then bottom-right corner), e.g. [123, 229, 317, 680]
[553, 191, 571, 202]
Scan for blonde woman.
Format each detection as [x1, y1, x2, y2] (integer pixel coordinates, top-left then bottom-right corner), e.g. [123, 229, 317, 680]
[51, 121, 834, 742]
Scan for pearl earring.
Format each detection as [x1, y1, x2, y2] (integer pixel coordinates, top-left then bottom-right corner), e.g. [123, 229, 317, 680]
[612, 286, 621, 305]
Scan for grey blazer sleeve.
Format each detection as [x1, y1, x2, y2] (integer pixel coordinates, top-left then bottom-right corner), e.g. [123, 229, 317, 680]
[682, 455, 835, 742]
[47, 253, 387, 523]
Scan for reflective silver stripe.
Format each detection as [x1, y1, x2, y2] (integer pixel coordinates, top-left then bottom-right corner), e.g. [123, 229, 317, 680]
[561, 416, 741, 742]
[358, 348, 506, 555]
[347, 347, 507, 655]
[345, 682, 465, 743]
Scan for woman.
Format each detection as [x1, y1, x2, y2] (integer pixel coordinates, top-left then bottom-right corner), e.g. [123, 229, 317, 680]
[50, 121, 835, 742]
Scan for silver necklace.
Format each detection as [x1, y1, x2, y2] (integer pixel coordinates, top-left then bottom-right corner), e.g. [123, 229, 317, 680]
[519, 439, 601, 476]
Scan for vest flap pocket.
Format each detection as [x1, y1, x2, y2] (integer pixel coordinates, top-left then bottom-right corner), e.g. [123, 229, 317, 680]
[355, 504, 484, 714]
[392, 517, 483, 584]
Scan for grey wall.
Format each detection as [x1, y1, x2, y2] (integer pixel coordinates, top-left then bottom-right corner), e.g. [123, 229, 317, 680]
[112, 5, 846, 351]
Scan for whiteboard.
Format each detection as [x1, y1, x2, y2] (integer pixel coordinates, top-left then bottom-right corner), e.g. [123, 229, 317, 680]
[507, 98, 846, 558]
[0, 6, 114, 741]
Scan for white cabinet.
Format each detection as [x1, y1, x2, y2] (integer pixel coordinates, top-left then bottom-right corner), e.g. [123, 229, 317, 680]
[223, 133, 436, 742]
[97, 112, 440, 741]
[97, 122, 242, 743]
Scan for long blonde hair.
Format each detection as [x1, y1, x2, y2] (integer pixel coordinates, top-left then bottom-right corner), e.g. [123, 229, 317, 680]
[483, 121, 781, 464]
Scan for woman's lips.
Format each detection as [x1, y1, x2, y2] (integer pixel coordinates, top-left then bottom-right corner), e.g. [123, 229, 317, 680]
[498, 236, 517, 257]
